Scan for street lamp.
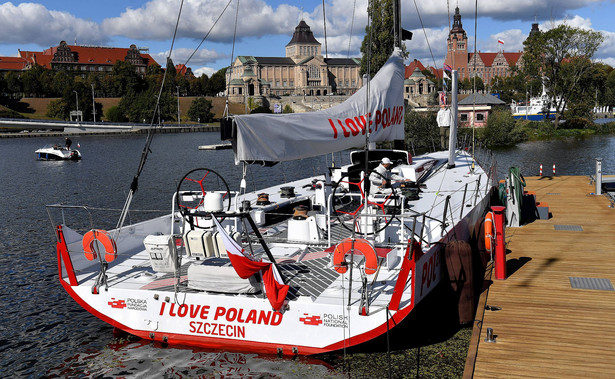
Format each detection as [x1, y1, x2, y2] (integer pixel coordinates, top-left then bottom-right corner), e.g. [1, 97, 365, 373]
[73, 90, 79, 112]
[91, 85, 96, 123]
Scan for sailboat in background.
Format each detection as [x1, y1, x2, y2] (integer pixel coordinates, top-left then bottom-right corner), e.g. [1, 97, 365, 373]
[47, 0, 497, 355]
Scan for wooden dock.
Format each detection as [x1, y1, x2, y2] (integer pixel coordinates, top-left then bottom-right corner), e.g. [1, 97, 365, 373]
[466, 175, 615, 378]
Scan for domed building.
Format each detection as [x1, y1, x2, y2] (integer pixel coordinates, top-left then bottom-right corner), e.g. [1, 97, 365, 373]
[226, 20, 362, 105]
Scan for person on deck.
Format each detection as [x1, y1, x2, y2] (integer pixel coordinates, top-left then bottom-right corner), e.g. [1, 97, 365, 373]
[369, 157, 411, 196]
[436, 104, 453, 150]
[65, 137, 72, 150]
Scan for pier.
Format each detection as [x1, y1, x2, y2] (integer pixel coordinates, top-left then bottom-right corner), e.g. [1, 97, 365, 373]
[0, 118, 218, 138]
[466, 175, 615, 377]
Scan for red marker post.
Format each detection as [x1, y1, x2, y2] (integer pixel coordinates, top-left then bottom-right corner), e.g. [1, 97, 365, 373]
[491, 206, 507, 280]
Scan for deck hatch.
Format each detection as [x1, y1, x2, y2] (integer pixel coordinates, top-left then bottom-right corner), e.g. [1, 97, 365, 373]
[554, 224, 583, 231]
[569, 277, 614, 291]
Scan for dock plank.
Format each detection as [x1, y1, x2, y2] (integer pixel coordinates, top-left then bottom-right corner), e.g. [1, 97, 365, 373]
[467, 176, 615, 378]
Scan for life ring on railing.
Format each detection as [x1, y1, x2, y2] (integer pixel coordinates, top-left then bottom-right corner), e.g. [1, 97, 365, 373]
[333, 238, 378, 275]
[82, 229, 117, 262]
[484, 212, 494, 252]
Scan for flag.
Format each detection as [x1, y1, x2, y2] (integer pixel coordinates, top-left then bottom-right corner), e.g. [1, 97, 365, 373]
[443, 71, 450, 80]
[213, 217, 289, 311]
[498, 39, 504, 45]
[443, 63, 452, 72]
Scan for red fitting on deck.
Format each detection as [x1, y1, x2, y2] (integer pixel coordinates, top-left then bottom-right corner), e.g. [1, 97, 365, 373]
[491, 206, 507, 280]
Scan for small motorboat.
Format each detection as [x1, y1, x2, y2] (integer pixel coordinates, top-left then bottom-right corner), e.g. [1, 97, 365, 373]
[35, 144, 81, 161]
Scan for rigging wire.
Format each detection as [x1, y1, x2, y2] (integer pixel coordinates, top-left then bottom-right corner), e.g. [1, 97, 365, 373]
[225, 0, 241, 118]
[471, 0, 478, 172]
[412, 0, 438, 72]
[322, 0, 328, 58]
[115, 0, 186, 233]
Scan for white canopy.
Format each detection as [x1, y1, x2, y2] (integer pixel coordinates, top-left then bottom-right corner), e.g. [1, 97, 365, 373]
[232, 49, 405, 163]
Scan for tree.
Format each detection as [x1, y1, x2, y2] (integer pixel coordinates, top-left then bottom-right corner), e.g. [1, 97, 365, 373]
[522, 24, 604, 126]
[359, 0, 407, 77]
[605, 70, 615, 107]
[282, 104, 294, 113]
[46, 99, 69, 119]
[187, 97, 214, 123]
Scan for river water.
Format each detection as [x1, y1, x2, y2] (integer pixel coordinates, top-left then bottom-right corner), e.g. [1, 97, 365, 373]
[0, 132, 613, 377]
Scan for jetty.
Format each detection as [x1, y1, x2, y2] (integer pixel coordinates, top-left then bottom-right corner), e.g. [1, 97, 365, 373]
[466, 175, 615, 378]
[0, 118, 218, 138]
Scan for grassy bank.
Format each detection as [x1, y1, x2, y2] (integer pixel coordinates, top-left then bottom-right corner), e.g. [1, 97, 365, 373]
[1, 97, 246, 122]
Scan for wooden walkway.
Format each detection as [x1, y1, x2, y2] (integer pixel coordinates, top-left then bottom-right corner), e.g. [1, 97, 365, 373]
[466, 175, 615, 378]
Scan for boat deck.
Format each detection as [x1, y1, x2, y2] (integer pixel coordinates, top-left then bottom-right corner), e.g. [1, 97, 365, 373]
[466, 176, 615, 378]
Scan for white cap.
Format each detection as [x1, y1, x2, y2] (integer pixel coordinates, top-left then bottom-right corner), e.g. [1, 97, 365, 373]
[381, 157, 392, 164]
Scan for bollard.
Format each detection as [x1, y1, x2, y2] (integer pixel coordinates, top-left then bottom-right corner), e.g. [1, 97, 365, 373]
[596, 158, 602, 195]
[484, 327, 496, 343]
[539, 164, 542, 176]
[553, 164, 556, 176]
[491, 206, 507, 280]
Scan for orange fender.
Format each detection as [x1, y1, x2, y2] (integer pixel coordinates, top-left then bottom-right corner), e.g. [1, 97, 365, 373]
[484, 212, 494, 252]
[333, 238, 378, 275]
[82, 229, 117, 262]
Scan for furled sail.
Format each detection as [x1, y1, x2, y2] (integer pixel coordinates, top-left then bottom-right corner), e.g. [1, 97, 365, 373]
[231, 48, 405, 163]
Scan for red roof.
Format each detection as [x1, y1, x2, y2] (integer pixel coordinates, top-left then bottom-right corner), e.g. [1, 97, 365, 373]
[468, 51, 523, 68]
[0, 56, 29, 71]
[503, 52, 523, 66]
[405, 59, 427, 78]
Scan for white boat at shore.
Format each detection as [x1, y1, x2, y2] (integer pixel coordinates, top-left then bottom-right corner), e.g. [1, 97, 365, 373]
[35, 144, 81, 160]
[47, 2, 497, 356]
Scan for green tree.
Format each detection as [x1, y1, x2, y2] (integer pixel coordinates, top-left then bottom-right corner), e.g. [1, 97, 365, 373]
[46, 99, 69, 119]
[605, 70, 615, 107]
[522, 24, 604, 126]
[208, 68, 227, 96]
[105, 105, 126, 122]
[404, 110, 439, 153]
[483, 108, 524, 147]
[111, 61, 145, 96]
[187, 97, 214, 122]
[5, 71, 22, 99]
[250, 106, 272, 114]
[359, 0, 407, 77]
[282, 104, 294, 113]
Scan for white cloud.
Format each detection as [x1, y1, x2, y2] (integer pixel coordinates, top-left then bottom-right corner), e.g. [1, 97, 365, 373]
[154, 47, 228, 68]
[0, 2, 105, 46]
[193, 66, 216, 78]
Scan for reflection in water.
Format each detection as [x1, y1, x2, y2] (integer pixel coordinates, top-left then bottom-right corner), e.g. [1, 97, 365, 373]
[47, 337, 342, 379]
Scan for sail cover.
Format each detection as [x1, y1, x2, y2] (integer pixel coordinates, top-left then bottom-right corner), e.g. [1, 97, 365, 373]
[232, 49, 405, 163]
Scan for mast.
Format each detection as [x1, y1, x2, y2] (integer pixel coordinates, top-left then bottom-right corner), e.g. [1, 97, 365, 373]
[447, 70, 458, 169]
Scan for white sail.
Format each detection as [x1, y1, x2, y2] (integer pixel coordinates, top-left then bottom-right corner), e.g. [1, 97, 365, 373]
[232, 49, 405, 163]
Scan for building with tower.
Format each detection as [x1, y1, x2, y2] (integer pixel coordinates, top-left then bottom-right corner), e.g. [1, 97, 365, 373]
[226, 20, 362, 105]
[443, 7, 537, 86]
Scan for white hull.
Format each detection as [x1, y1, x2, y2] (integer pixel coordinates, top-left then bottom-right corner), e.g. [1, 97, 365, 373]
[51, 148, 494, 355]
[35, 145, 81, 160]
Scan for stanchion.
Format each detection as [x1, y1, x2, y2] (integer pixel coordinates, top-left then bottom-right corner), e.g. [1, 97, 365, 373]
[553, 164, 556, 176]
[491, 206, 506, 280]
[539, 164, 542, 176]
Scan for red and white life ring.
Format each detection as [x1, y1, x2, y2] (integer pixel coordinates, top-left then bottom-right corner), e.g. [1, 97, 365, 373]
[333, 238, 379, 275]
[82, 229, 117, 262]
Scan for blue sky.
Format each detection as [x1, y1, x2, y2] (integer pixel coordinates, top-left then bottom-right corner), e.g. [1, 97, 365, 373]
[1, 0, 615, 77]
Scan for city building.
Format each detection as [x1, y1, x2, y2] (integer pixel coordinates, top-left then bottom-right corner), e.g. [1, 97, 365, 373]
[444, 7, 533, 85]
[226, 20, 362, 104]
[0, 41, 158, 75]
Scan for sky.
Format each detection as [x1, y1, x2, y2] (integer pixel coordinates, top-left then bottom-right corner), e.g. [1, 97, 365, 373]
[1, 0, 615, 77]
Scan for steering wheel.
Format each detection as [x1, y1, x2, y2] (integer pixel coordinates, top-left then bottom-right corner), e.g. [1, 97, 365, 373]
[331, 171, 399, 236]
[176, 168, 231, 227]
